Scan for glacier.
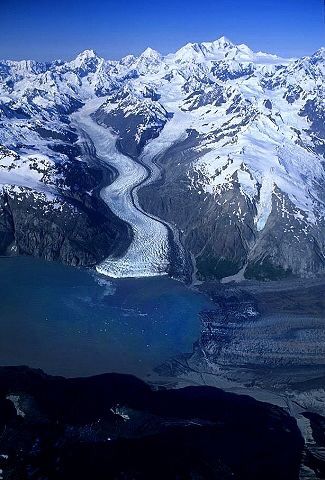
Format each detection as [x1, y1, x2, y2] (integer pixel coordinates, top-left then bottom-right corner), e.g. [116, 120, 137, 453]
[72, 99, 170, 278]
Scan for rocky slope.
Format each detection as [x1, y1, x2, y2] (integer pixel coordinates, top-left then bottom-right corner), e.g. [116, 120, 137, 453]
[0, 38, 324, 278]
[0, 142, 130, 266]
[0, 366, 304, 480]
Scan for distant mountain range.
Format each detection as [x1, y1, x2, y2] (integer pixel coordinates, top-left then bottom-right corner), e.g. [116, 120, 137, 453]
[0, 36, 324, 280]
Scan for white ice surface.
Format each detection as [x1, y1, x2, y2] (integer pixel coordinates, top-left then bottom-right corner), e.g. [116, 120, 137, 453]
[72, 99, 169, 278]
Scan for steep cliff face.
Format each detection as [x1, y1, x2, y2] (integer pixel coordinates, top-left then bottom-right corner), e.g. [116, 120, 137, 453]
[138, 132, 257, 279]
[0, 141, 130, 267]
[138, 131, 325, 280]
[0, 185, 129, 266]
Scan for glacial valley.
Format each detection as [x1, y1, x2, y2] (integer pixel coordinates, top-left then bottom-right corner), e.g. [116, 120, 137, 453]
[1, 36, 325, 479]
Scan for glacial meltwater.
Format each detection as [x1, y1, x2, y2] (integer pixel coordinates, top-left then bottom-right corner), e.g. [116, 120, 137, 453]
[0, 257, 213, 378]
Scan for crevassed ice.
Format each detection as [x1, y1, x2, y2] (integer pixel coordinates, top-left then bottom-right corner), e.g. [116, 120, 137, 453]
[72, 100, 169, 278]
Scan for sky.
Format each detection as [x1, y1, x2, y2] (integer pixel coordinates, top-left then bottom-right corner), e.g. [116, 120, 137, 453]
[0, 0, 324, 61]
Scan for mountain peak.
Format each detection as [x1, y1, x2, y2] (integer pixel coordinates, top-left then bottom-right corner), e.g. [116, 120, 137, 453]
[172, 42, 206, 61]
[120, 54, 137, 66]
[172, 36, 237, 62]
[71, 49, 101, 70]
[79, 49, 97, 58]
[139, 47, 161, 60]
[312, 47, 325, 60]
[212, 36, 234, 48]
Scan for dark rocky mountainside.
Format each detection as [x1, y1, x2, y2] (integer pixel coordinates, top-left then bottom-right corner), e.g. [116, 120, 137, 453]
[0, 366, 304, 480]
[0, 135, 131, 267]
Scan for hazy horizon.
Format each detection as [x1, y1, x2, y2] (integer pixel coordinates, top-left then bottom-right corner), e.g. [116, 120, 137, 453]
[1, 0, 324, 62]
[1, 35, 324, 64]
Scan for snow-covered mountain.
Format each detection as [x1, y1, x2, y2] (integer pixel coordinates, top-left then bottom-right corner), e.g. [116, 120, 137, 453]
[0, 37, 324, 279]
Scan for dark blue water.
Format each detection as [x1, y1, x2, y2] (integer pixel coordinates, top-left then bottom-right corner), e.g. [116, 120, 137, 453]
[0, 257, 213, 378]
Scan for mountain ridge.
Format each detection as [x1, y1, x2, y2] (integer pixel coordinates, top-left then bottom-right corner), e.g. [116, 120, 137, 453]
[0, 36, 324, 279]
